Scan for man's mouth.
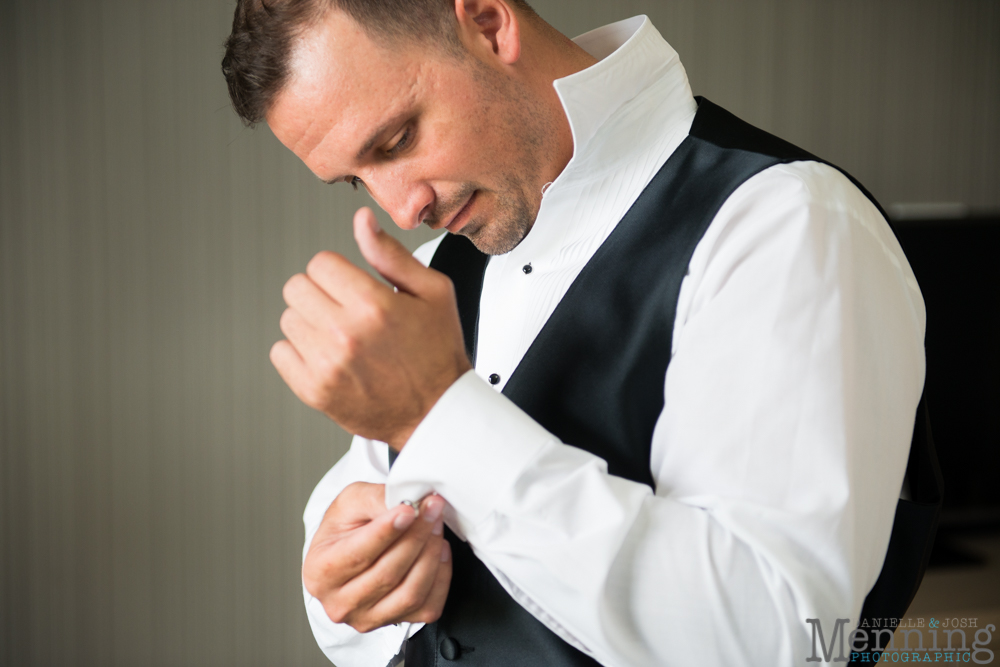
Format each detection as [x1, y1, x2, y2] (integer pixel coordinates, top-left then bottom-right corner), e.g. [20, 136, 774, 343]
[443, 190, 477, 233]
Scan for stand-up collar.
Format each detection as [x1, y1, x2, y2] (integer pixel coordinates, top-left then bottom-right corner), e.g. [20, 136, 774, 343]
[552, 15, 692, 183]
[499, 16, 696, 263]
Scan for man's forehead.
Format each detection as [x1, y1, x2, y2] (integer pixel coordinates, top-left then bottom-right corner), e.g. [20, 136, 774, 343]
[271, 10, 423, 170]
[286, 10, 368, 93]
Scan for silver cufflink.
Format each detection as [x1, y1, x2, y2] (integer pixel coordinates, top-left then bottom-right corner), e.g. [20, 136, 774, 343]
[399, 499, 420, 518]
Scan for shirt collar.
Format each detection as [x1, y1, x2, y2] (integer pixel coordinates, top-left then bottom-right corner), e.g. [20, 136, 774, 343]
[552, 15, 690, 183]
[489, 16, 696, 266]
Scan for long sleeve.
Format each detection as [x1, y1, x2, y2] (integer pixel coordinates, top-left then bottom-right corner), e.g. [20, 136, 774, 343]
[301, 235, 446, 667]
[302, 436, 417, 667]
[384, 162, 926, 666]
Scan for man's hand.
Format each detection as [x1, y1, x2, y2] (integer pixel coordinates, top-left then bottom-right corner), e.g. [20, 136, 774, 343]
[303, 482, 453, 633]
[271, 207, 471, 450]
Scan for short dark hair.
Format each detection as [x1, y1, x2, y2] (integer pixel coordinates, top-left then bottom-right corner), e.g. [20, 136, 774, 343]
[221, 0, 535, 127]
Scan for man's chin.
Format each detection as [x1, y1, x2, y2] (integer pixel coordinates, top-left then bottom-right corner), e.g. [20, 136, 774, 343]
[459, 216, 533, 256]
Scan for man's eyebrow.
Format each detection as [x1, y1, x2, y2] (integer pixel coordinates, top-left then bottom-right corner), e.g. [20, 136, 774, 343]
[355, 120, 394, 161]
[319, 112, 410, 185]
[357, 110, 413, 161]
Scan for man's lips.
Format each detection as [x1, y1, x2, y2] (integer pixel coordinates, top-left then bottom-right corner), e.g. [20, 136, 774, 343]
[443, 190, 477, 233]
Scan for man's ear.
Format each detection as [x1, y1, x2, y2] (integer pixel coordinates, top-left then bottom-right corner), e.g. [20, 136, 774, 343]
[454, 0, 521, 65]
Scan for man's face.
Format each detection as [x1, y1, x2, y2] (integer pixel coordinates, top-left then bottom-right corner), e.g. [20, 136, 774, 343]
[268, 10, 556, 255]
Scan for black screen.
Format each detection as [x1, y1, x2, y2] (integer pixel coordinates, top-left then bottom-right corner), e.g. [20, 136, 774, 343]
[895, 217, 1000, 518]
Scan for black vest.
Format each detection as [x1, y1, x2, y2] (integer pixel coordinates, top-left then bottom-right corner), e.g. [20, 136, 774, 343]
[397, 98, 942, 666]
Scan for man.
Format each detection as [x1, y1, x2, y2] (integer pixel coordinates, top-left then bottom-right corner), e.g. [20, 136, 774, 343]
[222, 1, 936, 665]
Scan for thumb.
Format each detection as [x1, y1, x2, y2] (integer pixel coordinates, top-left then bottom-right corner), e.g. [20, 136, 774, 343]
[315, 482, 402, 538]
[353, 207, 435, 296]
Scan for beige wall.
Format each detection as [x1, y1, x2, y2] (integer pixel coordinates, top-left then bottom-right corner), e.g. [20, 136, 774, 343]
[1, 1, 997, 665]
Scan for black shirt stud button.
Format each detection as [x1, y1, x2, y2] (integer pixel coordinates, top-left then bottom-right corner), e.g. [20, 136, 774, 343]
[488, 373, 501, 385]
[522, 263, 532, 274]
[440, 636, 461, 660]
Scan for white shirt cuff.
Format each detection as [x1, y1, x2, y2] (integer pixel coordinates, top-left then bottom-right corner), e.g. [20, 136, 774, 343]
[385, 370, 553, 534]
[303, 588, 408, 667]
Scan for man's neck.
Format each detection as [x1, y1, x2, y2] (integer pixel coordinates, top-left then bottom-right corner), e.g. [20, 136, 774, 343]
[516, 18, 599, 191]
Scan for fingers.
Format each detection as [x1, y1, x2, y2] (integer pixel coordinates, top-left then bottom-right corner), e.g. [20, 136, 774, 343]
[305, 499, 419, 593]
[277, 306, 352, 384]
[272, 308, 342, 410]
[317, 482, 391, 534]
[278, 306, 325, 360]
[339, 495, 446, 608]
[395, 537, 452, 623]
[306, 249, 387, 309]
[413, 539, 452, 623]
[353, 207, 442, 297]
[269, 338, 318, 407]
[282, 272, 343, 332]
[309, 494, 451, 631]
[370, 535, 451, 625]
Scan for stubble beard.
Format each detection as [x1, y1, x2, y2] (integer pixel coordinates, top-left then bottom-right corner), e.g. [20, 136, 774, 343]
[459, 174, 534, 255]
[451, 61, 551, 256]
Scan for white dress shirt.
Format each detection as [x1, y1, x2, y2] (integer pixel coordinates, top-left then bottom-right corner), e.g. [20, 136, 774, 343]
[302, 16, 925, 667]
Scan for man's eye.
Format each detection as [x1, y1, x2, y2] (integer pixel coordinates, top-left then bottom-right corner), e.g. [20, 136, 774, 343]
[385, 127, 412, 156]
[350, 176, 362, 191]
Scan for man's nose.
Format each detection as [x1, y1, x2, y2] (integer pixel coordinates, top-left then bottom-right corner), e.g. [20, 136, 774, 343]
[378, 179, 435, 231]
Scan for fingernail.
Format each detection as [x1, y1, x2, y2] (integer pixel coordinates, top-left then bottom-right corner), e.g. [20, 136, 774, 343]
[440, 541, 451, 563]
[432, 519, 443, 536]
[423, 496, 444, 523]
[367, 213, 381, 234]
[394, 507, 416, 531]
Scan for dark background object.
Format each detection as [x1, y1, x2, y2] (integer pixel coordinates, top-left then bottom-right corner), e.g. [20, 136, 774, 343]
[894, 217, 1000, 567]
